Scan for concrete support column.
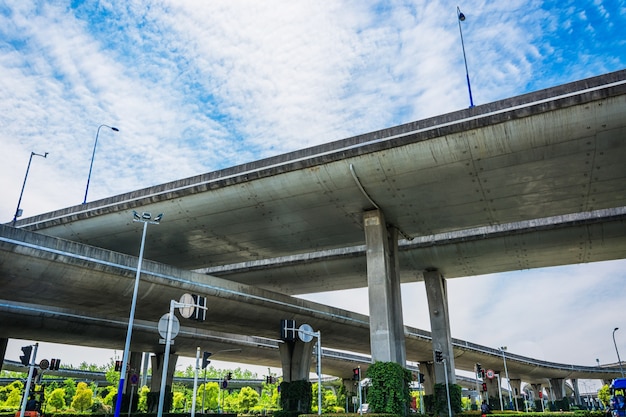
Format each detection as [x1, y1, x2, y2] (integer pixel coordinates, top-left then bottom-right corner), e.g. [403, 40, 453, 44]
[125, 351, 143, 394]
[0, 338, 7, 370]
[530, 384, 543, 403]
[419, 362, 435, 396]
[550, 378, 565, 400]
[363, 209, 406, 365]
[510, 379, 522, 407]
[279, 339, 314, 382]
[148, 352, 178, 412]
[486, 376, 499, 404]
[423, 269, 456, 384]
[571, 379, 581, 405]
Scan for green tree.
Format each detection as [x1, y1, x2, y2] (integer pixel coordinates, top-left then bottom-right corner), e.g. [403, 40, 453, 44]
[599, 384, 611, 408]
[237, 386, 260, 412]
[197, 382, 219, 412]
[137, 386, 150, 412]
[48, 388, 66, 411]
[5, 387, 22, 407]
[173, 391, 187, 411]
[71, 381, 93, 411]
[63, 378, 77, 406]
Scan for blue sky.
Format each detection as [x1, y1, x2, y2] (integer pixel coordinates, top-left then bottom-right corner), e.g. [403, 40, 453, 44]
[2, 0, 626, 388]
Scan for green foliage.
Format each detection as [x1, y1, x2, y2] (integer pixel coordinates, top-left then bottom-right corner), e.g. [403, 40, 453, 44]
[197, 381, 219, 411]
[172, 391, 186, 411]
[71, 382, 93, 412]
[63, 378, 77, 406]
[236, 386, 260, 412]
[280, 379, 312, 413]
[48, 387, 66, 411]
[598, 384, 610, 407]
[366, 361, 412, 416]
[137, 385, 150, 412]
[4, 388, 21, 408]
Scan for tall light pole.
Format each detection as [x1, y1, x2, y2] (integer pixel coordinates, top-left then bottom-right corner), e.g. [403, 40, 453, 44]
[500, 346, 517, 411]
[457, 6, 474, 108]
[83, 124, 119, 204]
[12, 151, 48, 225]
[613, 327, 625, 377]
[113, 211, 163, 417]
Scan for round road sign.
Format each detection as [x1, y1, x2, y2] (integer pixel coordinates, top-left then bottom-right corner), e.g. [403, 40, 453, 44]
[39, 359, 49, 370]
[486, 369, 495, 379]
[158, 313, 180, 339]
[298, 323, 314, 343]
[179, 293, 195, 319]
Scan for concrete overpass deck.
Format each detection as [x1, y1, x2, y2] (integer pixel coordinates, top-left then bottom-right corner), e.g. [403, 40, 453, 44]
[0, 224, 621, 382]
[3, 70, 626, 388]
[10, 70, 626, 295]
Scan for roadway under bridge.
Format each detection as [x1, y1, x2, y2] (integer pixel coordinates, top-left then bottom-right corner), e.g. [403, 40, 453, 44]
[2, 70, 626, 399]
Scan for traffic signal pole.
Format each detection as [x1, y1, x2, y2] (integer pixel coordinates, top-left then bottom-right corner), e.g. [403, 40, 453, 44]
[191, 347, 200, 416]
[19, 343, 38, 417]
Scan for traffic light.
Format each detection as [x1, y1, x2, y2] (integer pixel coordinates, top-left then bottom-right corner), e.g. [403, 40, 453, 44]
[266, 376, 271, 384]
[476, 363, 482, 374]
[227, 372, 232, 380]
[418, 373, 425, 383]
[434, 350, 443, 362]
[202, 351, 212, 369]
[352, 367, 360, 381]
[20, 345, 32, 366]
[482, 383, 488, 392]
[115, 361, 122, 372]
[192, 294, 207, 321]
[50, 358, 61, 370]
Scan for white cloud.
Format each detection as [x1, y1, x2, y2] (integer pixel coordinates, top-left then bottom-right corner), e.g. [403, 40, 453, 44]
[1, 0, 625, 373]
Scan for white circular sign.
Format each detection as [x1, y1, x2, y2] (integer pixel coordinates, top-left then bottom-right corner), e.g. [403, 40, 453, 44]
[158, 313, 180, 339]
[486, 369, 495, 379]
[179, 293, 195, 318]
[298, 323, 314, 343]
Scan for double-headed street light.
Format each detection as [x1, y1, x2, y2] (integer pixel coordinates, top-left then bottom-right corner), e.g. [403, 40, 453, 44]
[457, 6, 474, 108]
[500, 346, 517, 411]
[12, 151, 48, 226]
[613, 327, 625, 377]
[113, 211, 163, 417]
[83, 124, 119, 204]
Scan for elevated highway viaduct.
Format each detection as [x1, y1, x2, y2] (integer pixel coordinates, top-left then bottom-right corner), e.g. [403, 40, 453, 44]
[3, 70, 626, 403]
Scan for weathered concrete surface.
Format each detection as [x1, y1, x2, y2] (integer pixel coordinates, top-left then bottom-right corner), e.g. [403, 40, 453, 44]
[0, 224, 623, 382]
[9, 70, 626, 295]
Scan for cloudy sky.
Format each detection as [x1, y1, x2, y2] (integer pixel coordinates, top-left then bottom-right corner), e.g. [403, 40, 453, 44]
[2, 0, 626, 387]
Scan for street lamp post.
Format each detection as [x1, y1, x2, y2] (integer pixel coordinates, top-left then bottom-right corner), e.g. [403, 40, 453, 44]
[613, 327, 625, 377]
[12, 151, 48, 225]
[83, 124, 119, 204]
[113, 211, 163, 417]
[500, 346, 517, 411]
[456, 6, 474, 108]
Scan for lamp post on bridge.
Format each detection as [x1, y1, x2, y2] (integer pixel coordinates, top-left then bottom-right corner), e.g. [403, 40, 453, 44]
[456, 6, 474, 107]
[500, 346, 517, 411]
[12, 151, 48, 225]
[613, 327, 625, 377]
[83, 124, 119, 204]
